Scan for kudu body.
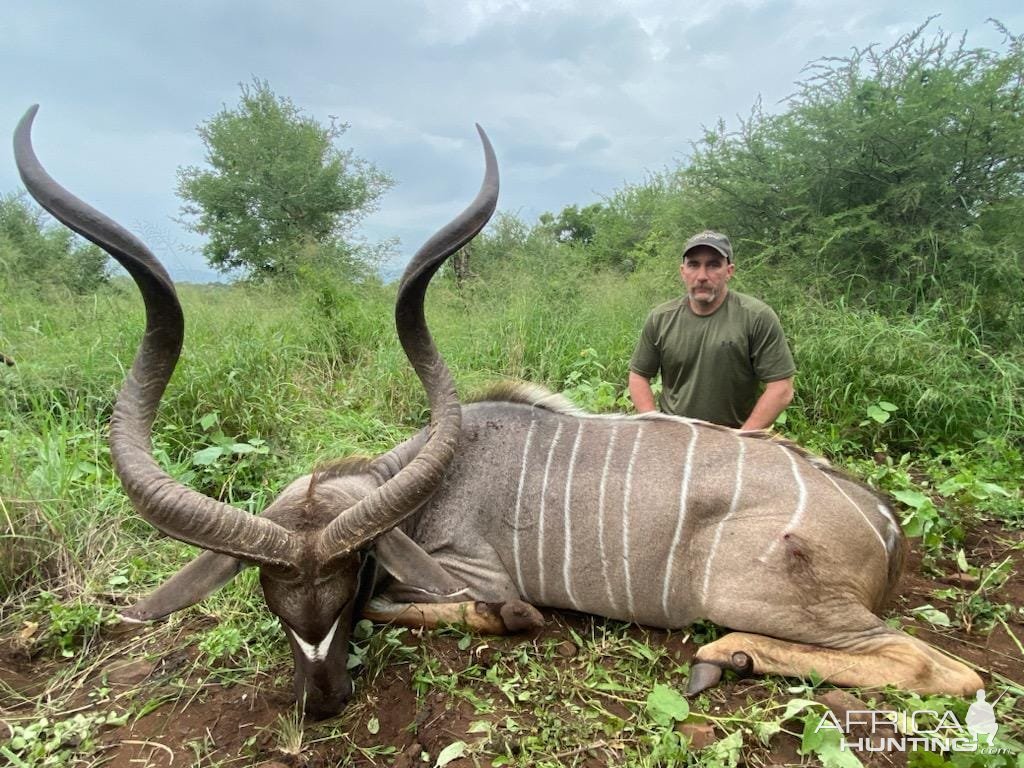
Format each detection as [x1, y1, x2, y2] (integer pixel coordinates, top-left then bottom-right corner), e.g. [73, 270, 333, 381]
[16, 106, 981, 721]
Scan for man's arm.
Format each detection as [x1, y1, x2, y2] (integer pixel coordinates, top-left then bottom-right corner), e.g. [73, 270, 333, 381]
[628, 371, 658, 413]
[740, 377, 794, 431]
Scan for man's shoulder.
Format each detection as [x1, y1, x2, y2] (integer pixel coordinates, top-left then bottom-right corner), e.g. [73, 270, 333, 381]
[647, 295, 688, 321]
[728, 290, 780, 319]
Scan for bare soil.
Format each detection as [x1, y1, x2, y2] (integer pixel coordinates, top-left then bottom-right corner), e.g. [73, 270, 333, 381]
[2, 523, 1022, 767]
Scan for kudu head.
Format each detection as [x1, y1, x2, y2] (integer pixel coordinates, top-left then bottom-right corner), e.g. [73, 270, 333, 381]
[14, 105, 498, 719]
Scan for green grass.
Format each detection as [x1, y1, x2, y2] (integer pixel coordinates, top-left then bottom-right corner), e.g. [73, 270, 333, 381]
[1, 263, 1022, 765]
[2, 260, 1022, 611]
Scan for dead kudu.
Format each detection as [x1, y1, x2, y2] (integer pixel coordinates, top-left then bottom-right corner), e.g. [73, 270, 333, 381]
[16, 106, 981, 721]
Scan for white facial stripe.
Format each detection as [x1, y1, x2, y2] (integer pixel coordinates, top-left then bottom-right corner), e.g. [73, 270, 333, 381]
[288, 615, 342, 663]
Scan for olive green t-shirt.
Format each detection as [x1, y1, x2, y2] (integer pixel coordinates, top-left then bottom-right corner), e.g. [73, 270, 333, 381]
[629, 291, 795, 427]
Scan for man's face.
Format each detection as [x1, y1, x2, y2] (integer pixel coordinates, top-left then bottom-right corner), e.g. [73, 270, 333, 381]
[680, 247, 734, 313]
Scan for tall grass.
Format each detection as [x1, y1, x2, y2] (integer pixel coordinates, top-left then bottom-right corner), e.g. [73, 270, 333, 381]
[2, 259, 1021, 606]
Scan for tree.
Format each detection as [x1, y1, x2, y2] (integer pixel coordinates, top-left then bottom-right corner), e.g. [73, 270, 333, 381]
[661, 19, 1024, 342]
[542, 203, 604, 245]
[177, 80, 392, 281]
[0, 192, 109, 293]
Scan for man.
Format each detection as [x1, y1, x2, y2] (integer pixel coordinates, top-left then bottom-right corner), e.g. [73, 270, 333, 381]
[628, 230, 794, 430]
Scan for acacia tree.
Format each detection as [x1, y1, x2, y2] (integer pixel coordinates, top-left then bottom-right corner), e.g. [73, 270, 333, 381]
[177, 80, 392, 281]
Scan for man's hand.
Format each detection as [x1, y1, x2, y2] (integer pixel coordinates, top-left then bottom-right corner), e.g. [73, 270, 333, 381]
[628, 371, 657, 413]
[741, 377, 794, 431]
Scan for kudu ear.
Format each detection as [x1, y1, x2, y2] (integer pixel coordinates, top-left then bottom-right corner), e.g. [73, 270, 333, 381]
[372, 529, 470, 599]
[120, 551, 247, 622]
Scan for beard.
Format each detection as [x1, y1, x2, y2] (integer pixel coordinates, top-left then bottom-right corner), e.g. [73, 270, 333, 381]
[689, 286, 719, 305]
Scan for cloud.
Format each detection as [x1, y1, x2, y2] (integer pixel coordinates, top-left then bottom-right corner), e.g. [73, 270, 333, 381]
[2, 1, 1021, 280]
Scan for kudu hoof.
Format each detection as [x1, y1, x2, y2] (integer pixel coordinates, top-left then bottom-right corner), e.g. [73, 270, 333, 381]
[686, 662, 723, 695]
[731, 651, 753, 676]
[498, 599, 544, 632]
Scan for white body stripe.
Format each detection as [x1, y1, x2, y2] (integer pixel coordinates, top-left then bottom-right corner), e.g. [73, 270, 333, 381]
[784, 448, 808, 530]
[621, 424, 644, 619]
[661, 422, 697, 619]
[288, 615, 342, 663]
[597, 423, 620, 612]
[824, 473, 889, 559]
[561, 422, 583, 606]
[700, 436, 745, 605]
[762, 447, 807, 560]
[511, 419, 536, 597]
[536, 422, 564, 604]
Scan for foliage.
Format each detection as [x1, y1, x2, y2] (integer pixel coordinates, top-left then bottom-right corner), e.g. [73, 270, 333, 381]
[26, 591, 117, 658]
[538, 202, 604, 245]
[2, 710, 128, 767]
[528, 20, 1024, 347]
[679, 19, 1024, 344]
[0, 192, 109, 293]
[562, 347, 633, 412]
[177, 79, 392, 281]
[539, 175, 682, 273]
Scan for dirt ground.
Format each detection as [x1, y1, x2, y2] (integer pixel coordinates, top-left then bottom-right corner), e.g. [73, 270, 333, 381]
[2, 523, 1022, 767]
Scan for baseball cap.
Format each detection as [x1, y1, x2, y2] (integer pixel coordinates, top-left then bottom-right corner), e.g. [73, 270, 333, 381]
[683, 230, 733, 263]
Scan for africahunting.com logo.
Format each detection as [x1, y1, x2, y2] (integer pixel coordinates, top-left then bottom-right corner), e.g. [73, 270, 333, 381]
[813, 689, 1009, 754]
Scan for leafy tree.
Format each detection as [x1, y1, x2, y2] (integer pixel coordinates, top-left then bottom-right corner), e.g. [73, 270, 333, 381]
[0, 192, 109, 293]
[541, 203, 604, 245]
[676, 20, 1024, 340]
[177, 80, 392, 281]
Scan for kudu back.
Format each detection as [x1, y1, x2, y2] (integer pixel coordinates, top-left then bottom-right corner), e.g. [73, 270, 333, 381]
[16, 106, 981, 721]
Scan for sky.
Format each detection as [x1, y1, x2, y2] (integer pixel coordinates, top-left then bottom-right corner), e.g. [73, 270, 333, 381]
[2, 1, 1022, 283]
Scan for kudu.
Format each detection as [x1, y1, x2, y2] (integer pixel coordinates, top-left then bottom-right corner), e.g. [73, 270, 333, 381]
[16, 106, 981, 721]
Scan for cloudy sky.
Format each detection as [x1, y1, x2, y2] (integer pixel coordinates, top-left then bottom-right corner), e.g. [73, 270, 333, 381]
[3, 1, 1021, 282]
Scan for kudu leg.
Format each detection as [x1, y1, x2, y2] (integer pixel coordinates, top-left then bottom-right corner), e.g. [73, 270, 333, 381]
[689, 629, 983, 696]
[363, 596, 544, 634]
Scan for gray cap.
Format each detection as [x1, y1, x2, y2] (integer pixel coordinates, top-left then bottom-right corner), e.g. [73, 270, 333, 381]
[683, 230, 733, 263]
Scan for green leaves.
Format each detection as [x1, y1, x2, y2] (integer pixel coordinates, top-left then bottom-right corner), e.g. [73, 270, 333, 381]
[799, 713, 864, 768]
[187, 411, 271, 499]
[645, 683, 690, 726]
[434, 740, 467, 766]
[891, 487, 943, 550]
[911, 604, 953, 628]
[26, 592, 117, 658]
[676, 20, 1024, 347]
[177, 79, 392, 282]
[0, 191, 110, 293]
[865, 401, 898, 424]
